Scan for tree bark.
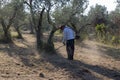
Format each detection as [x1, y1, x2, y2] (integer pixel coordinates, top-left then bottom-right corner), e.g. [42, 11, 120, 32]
[1, 19, 12, 43]
[0, 4, 17, 43]
[45, 5, 58, 53]
[47, 28, 56, 46]
[44, 27, 57, 53]
[36, 30, 43, 49]
[29, 18, 34, 34]
[16, 27, 23, 39]
[4, 29, 12, 43]
[25, 1, 45, 50]
[36, 7, 45, 49]
[24, 0, 35, 34]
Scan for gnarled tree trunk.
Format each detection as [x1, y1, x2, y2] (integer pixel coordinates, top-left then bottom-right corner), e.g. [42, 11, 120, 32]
[36, 7, 45, 49]
[1, 19, 12, 43]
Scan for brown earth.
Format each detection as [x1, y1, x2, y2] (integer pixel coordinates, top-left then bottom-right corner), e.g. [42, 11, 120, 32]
[0, 34, 120, 80]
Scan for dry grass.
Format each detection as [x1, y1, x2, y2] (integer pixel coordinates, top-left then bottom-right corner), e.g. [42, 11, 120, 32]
[0, 34, 120, 80]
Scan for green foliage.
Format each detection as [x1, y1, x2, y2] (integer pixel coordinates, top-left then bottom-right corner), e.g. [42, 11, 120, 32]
[112, 36, 116, 42]
[111, 36, 120, 46]
[95, 23, 120, 46]
[95, 24, 106, 32]
[0, 0, 119, 51]
[52, 0, 88, 25]
[88, 4, 108, 28]
[79, 32, 88, 41]
[95, 23, 107, 43]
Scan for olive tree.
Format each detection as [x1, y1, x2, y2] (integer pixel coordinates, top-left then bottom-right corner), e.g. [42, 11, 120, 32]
[13, 0, 26, 39]
[52, 0, 88, 39]
[24, 0, 46, 49]
[0, 0, 20, 43]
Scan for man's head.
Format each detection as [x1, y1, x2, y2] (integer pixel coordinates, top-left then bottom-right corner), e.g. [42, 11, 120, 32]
[60, 25, 65, 30]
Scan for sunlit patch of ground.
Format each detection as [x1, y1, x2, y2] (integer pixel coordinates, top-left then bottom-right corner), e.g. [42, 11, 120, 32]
[0, 34, 120, 80]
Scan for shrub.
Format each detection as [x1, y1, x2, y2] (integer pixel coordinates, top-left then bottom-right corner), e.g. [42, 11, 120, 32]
[111, 36, 120, 46]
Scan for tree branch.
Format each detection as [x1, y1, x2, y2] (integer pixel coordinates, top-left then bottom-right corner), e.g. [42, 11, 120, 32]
[37, 7, 45, 30]
[7, 8, 17, 30]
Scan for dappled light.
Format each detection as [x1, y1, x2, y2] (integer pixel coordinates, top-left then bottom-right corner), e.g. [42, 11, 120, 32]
[0, 0, 120, 80]
[0, 34, 120, 80]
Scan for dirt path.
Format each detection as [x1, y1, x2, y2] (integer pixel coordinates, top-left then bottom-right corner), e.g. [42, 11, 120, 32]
[0, 34, 120, 80]
[55, 39, 120, 80]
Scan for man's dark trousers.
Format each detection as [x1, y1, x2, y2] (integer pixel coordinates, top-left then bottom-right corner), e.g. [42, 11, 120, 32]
[66, 39, 74, 60]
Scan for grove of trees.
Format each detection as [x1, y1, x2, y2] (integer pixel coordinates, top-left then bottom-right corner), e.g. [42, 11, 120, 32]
[0, 0, 120, 53]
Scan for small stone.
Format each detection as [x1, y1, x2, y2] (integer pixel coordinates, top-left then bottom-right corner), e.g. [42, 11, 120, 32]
[17, 73, 20, 75]
[33, 70, 37, 73]
[39, 73, 45, 78]
[6, 72, 9, 74]
[16, 63, 20, 65]
[49, 78, 54, 80]
[21, 65, 24, 67]
[30, 64, 35, 67]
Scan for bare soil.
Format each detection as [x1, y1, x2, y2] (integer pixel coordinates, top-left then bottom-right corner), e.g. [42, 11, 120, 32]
[0, 34, 120, 80]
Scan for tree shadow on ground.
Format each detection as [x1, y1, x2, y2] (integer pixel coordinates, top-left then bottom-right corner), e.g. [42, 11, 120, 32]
[0, 43, 36, 67]
[0, 42, 120, 80]
[97, 45, 120, 61]
[40, 52, 120, 80]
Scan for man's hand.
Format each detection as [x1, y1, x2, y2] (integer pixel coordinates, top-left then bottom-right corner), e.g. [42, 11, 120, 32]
[63, 42, 66, 45]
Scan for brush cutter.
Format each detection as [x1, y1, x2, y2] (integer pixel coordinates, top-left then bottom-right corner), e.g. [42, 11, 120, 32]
[55, 45, 64, 50]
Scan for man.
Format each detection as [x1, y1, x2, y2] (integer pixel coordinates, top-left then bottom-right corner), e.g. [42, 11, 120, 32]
[60, 25, 75, 60]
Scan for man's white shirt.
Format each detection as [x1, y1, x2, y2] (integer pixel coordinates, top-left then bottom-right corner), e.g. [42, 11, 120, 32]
[62, 26, 75, 43]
